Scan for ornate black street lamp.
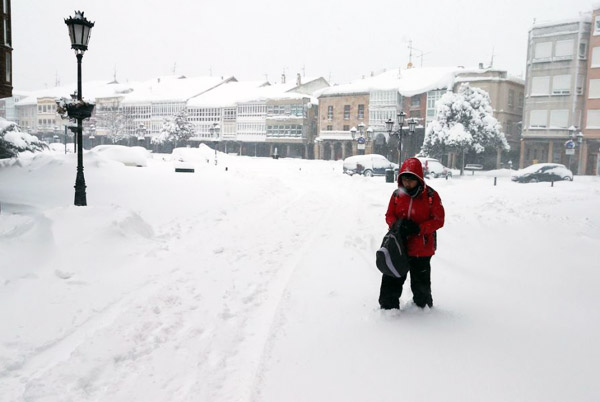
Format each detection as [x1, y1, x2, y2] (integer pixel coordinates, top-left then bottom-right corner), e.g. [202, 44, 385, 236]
[209, 122, 221, 165]
[576, 131, 584, 175]
[350, 122, 373, 155]
[64, 11, 95, 206]
[385, 111, 417, 165]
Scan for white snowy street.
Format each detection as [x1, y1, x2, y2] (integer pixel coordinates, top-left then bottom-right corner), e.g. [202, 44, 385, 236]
[1, 148, 600, 401]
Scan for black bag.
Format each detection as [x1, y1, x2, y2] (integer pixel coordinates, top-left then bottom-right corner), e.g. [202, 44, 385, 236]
[375, 229, 410, 278]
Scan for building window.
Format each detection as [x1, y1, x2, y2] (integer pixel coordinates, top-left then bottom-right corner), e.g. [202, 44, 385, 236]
[327, 125, 333, 131]
[508, 89, 515, 109]
[518, 93, 524, 109]
[579, 42, 588, 59]
[589, 79, 600, 99]
[426, 90, 444, 120]
[595, 16, 600, 36]
[552, 75, 571, 95]
[343, 125, 350, 131]
[411, 96, 421, 107]
[549, 110, 568, 128]
[586, 110, 600, 128]
[592, 47, 600, 67]
[343, 105, 350, 120]
[534, 42, 552, 61]
[554, 40, 574, 59]
[358, 104, 364, 119]
[3, 18, 7, 46]
[327, 105, 333, 120]
[529, 110, 548, 128]
[531, 76, 550, 96]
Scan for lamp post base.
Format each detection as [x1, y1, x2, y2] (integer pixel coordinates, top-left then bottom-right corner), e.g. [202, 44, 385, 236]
[74, 167, 87, 206]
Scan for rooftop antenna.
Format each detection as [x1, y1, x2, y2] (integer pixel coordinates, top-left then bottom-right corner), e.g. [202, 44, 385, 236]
[407, 39, 431, 68]
[489, 47, 495, 68]
[172, 62, 177, 74]
[55, 72, 60, 87]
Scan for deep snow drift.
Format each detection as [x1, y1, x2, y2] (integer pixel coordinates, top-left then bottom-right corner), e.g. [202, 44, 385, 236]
[1, 147, 599, 402]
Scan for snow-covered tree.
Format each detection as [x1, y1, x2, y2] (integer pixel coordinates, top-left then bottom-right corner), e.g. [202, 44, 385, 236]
[421, 83, 509, 174]
[95, 103, 131, 144]
[0, 118, 48, 159]
[151, 109, 194, 148]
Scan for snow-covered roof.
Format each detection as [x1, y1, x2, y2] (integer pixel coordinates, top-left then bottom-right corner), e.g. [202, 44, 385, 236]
[15, 81, 136, 106]
[317, 67, 483, 98]
[187, 81, 270, 108]
[232, 82, 317, 104]
[531, 14, 592, 30]
[120, 75, 235, 104]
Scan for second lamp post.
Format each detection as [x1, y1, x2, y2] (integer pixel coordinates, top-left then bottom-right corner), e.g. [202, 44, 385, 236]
[209, 122, 221, 165]
[386, 112, 417, 166]
[350, 122, 373, 155]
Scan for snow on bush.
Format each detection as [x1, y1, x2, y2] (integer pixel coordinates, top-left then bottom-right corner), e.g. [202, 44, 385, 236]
[0, 118, 48, 159]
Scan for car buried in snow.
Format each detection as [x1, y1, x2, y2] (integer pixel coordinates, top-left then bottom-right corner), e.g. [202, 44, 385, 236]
[342, 154, 399, 177]
[511, 163, 573, 183]
[417, 157, 453, 178]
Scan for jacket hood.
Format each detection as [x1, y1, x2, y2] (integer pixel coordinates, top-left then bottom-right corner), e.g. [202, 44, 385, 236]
[398, 157, 425, 187]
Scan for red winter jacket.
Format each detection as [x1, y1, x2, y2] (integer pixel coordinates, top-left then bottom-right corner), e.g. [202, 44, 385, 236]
[385, 157, 445, 257]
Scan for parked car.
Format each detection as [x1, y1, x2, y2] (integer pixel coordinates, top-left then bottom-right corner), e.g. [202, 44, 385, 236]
[417, 157, 453, 178]
[343, 154, 398, 177]
[511, 163, 573, 183]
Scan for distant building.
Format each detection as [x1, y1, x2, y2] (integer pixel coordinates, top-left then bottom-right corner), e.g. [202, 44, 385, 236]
[10, 74, 328, 156]
[316, 66, 519, 166]
[521, 16, 591, 171]
[582, 7, 600, 175]
[0, 0, 11, 99]
[455, 68, 525, 167]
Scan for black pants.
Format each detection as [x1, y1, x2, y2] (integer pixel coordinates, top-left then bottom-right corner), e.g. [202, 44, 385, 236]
[378, 256, 433, 309]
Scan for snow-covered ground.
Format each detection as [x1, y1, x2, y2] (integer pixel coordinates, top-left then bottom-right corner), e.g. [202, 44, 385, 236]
[1, 146, 599, 402]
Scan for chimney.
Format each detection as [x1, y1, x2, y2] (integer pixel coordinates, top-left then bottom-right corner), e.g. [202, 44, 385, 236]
[157, 78, 161, 83]
[281, 73, 286, 84]
[296, 73, 301, 86]
[478, 63, 484, 69]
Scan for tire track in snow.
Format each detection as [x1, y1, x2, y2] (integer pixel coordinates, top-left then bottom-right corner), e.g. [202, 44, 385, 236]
[247, 179, 364, 402]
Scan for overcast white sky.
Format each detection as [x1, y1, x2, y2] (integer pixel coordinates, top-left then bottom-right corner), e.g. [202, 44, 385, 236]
[13, 0, 597, 91]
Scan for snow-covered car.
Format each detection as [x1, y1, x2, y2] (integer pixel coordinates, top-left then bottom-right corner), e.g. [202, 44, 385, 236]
[343, 154, 398, 177]
[511, 163, 573, 183]
[89, 145, 150, 167]
[417, 157, 452, 178]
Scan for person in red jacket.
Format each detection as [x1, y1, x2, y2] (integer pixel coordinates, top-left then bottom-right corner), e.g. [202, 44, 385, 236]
[379, 157, 445, 310]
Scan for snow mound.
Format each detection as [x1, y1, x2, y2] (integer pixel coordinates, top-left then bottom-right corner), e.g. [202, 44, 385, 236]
[89, 145, 151, 167]
[45, 206, 154, 246]
[171, 144, 224, 163]
[46, 143, 74, 154]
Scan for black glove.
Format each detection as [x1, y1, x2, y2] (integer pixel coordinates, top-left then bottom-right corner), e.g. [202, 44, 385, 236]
[402, 220, 420, 235]
[392, 219, 420, 236]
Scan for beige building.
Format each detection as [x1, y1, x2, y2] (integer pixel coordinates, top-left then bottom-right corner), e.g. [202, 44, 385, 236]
[582, 7, 600, 175]
[455, 68, 525, 166]
[521, 17, 591, 170]
[316, 92, 371, 160]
